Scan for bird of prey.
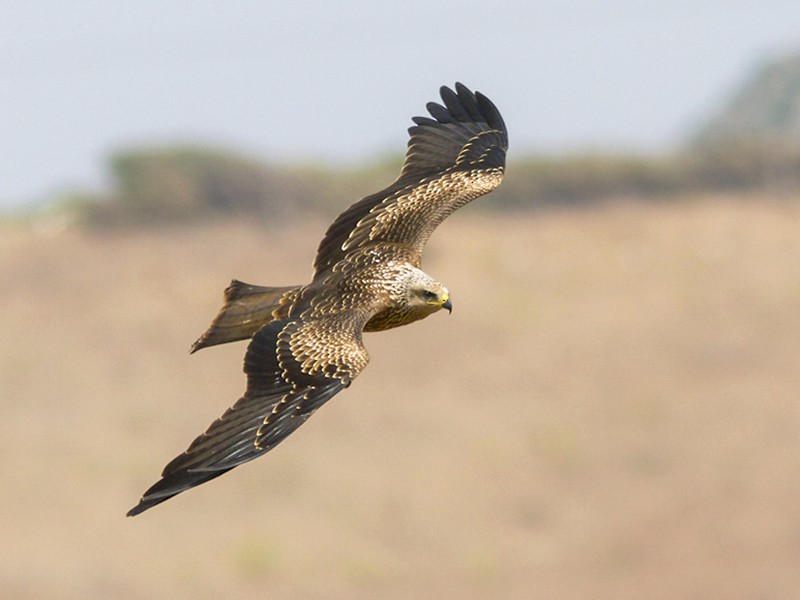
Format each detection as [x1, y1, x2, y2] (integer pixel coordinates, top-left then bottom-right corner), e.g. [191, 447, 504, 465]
[127, 82, 507, 516]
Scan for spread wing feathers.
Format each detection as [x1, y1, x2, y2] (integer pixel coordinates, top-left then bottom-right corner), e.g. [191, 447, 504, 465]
[313, 82, 507, 276]
[127, 315, 369, 516]
[190, 281, 301, 353]
[401, 82, 507, 179]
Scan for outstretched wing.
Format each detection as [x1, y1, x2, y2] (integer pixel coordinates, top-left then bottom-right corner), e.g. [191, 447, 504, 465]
[127, 313, 370, 516]
[313, 82, 508, 276]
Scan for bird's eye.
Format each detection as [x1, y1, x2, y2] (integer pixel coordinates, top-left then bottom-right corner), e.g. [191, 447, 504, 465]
[423, 290, 438, 300]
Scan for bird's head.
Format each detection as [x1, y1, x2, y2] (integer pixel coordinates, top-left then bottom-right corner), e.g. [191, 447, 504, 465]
[401, 268, 452, 318]
[412, 282, 451, 314]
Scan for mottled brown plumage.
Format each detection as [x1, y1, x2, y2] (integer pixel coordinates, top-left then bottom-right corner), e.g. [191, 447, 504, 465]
[127, 83, 507, 516]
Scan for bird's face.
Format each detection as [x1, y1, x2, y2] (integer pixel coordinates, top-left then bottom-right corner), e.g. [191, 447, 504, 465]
[386, 266, 452, 323]
[409, 281, 452, 315]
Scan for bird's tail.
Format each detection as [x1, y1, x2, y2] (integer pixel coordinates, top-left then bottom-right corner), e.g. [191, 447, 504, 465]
[190, 280, 301, 353]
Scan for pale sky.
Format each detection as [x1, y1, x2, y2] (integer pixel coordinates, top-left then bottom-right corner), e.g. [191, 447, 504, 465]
[3, 0, 800, 208]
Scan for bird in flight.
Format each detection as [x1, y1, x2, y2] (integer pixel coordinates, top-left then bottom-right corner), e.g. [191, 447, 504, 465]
[127, 82, 507, 516]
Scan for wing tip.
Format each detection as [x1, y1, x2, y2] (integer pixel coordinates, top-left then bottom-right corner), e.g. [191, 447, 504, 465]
[126, 492, 170, 517]
[418, 81, 508, 142]
[431, 83, 506, 132]
[126, 478, 181, 517]
[399, 82, 507, 179]
[126, 466, 231, 516]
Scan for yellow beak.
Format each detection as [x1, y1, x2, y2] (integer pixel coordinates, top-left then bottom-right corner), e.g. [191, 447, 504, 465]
[442, 296, 452, 313]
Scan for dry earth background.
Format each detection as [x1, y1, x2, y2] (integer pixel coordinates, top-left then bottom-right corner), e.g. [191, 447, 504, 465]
[2, 197, 800, 599]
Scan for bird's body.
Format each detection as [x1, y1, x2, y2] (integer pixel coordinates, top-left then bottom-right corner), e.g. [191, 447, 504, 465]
[128, 83, 507, 516]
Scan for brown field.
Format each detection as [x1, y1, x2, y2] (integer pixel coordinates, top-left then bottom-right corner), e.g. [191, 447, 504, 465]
[2, 196, 800, 599]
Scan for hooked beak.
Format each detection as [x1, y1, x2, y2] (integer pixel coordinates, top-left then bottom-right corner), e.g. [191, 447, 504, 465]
[442, 297, 452, 314]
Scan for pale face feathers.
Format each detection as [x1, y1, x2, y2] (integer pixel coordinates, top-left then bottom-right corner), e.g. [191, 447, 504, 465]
[410, 281, 451, 313]
[395, 266, 451, 316]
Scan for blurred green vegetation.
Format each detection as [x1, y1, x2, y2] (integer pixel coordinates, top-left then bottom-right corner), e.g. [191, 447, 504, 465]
[500, 142, 800, 208]
[693, 50, 800, 149]
[72, 145, 404, 227]
[69, 140, 800, 227]
[80, 146, 329, 226]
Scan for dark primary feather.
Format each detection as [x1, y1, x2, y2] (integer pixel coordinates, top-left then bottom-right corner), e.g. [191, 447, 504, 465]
[401, 82, 507, 178]
[127, 318, 363, 516]
[313, 82, 507, 277]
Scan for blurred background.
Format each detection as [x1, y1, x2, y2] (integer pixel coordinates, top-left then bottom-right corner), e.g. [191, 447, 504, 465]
[3, 1, 800, 598]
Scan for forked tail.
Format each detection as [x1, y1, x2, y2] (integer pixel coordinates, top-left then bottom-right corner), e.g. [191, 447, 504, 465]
[190, 280, 301, 353]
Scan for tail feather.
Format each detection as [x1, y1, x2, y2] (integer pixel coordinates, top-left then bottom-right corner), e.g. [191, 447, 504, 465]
[190, 280, 300, 353]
